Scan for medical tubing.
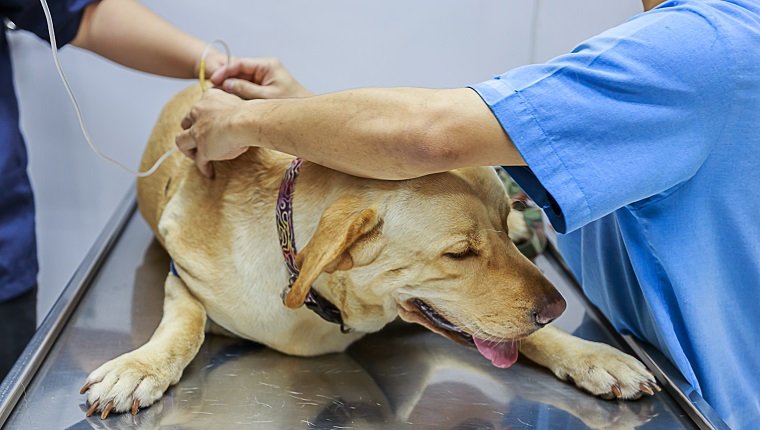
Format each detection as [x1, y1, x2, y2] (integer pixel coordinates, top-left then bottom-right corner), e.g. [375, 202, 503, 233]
[199, 40, 231, 92]
[38, 0, 229, 177]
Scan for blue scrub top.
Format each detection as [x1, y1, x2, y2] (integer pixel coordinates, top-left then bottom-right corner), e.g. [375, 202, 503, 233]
[1, 0, 92, 301]
[471, 1, 760, 428]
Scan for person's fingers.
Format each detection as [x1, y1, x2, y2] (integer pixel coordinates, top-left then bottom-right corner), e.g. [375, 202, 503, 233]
[180, 109, 195, 130]
[222, 146, 249, 162]
[201, 53, 224, 76]
[210, 61, 242, 85]
[196, 154, 213, 178]
[211, 58, 273, 85]
[222, 78, 272, 100]
[175, 130, 197, 160]
[209, 59, 256, 85]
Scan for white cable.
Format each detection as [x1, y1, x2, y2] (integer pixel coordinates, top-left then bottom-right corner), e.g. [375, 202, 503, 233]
[38, 0, 230, 177]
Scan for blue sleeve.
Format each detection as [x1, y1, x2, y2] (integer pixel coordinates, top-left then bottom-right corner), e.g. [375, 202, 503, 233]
[470, 4, 733, 234]
[7, 0, 95, 48]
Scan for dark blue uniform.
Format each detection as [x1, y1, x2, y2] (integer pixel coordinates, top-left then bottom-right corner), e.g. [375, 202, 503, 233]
[0, 0, 93, 378]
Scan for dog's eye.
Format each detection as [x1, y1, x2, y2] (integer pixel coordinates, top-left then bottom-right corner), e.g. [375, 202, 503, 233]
[444, 248, 479, 260]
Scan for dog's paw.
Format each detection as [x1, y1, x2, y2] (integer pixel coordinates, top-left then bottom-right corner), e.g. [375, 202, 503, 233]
[551, 340, 660, 400]
[80, 350, 179, 419]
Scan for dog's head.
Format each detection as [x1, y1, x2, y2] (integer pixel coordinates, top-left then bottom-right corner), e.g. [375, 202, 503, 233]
[285, 167, 565, 368]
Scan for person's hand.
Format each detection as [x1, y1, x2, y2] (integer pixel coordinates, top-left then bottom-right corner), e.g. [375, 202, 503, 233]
[193, 51, 229, 80]
[176, 88, 252, 178]
[210, 57, 313, 100]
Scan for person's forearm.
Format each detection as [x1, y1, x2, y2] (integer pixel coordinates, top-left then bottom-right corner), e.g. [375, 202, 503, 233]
[71, 0, 213, 78]
[235, 87, 525, 179]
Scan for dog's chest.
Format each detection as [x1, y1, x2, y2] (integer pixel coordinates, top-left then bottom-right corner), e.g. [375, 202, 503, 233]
[166, 201, 358, 355]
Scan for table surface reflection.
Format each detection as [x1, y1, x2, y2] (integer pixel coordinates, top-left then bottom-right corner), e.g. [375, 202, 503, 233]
[4, 212, 696, 429]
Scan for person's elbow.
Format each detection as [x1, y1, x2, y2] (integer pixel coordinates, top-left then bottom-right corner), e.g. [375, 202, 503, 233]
[399, 91, 471, 177]
[381, 128, 464, 180]
[408, 88, 524, 172]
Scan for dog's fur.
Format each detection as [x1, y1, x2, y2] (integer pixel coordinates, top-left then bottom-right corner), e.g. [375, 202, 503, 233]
[81, 85, 657, 418]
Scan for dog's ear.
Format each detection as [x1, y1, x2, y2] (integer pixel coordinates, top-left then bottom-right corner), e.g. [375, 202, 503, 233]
[283, 197, 382, 309]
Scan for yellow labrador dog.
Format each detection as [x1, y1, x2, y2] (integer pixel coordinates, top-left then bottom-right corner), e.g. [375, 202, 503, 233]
[80, 86, 658, 419]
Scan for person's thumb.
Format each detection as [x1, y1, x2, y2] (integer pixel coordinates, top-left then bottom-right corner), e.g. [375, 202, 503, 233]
[221, 78, 272, 100]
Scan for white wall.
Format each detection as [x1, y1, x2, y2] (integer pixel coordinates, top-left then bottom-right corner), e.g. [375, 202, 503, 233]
[7, 0, 641, 319]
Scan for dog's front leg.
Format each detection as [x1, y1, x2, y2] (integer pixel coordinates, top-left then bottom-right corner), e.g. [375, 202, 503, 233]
[520, 325, 659, 400]
[80, 274, 206, 418]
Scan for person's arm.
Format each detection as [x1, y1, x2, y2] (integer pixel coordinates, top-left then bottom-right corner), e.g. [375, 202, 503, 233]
[70, 0, 224, 78]
[176, 86, 526, 179]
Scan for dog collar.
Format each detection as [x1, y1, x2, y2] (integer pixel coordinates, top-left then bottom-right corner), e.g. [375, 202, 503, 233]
[276, 158, 350, 333]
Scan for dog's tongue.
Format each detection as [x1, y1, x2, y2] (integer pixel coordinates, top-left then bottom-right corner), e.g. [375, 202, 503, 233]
[473, 338, 519, 368]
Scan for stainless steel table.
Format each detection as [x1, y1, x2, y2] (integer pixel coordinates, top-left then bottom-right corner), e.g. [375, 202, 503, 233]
[0, 188, 728, 429]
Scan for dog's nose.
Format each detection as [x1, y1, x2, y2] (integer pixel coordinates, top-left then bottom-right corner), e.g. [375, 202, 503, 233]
[533, 296, 567, 327]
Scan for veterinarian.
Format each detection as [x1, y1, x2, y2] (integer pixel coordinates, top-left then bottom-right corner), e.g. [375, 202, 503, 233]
[0, 0, 266, 381]
[178, 0, 759, 428]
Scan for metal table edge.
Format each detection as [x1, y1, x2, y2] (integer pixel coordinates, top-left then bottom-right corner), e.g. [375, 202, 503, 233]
[0, 188, 727, 430]
[0, 185, 137, 428]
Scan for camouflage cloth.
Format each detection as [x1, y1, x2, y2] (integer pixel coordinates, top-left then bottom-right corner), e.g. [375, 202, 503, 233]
[496, 168, 548, 260]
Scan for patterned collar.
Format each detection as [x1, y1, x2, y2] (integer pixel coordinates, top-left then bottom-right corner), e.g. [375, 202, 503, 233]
[276, 159, 349, 332]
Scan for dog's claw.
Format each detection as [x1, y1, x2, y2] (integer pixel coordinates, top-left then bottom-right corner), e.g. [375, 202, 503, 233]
[131, 399, 140, 416]
[611, 384, 623, 399]
[652, 382, 662, 392]
[80, 382, 92, 395]
[86, 400, 100, 417]
[100, 400, 114, 420]
[640, 383, 655, 396]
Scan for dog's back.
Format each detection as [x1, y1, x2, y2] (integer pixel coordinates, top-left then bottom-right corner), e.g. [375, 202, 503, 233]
[137, 85, 204, 237]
